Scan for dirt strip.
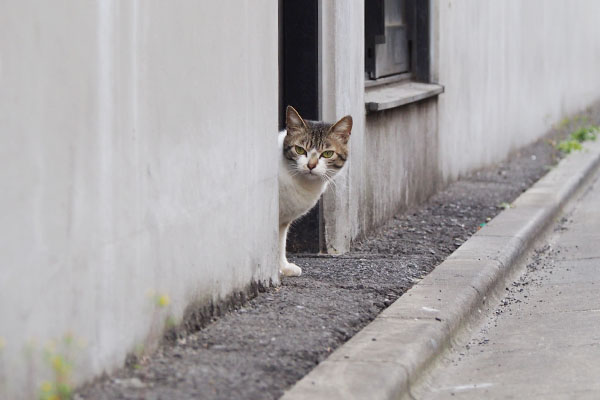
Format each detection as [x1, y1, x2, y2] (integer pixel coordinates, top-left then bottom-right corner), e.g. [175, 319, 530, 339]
[78, 111, 599, 400]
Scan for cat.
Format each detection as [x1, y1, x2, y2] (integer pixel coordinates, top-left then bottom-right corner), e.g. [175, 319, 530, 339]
[278, 106, 352, 276]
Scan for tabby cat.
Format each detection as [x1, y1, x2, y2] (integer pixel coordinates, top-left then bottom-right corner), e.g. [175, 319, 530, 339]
[278, 106, 352, 276]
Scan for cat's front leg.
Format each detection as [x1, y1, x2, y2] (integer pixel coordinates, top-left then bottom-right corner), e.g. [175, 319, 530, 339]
[279, 223, 302, 277]
[282, 261, 302, 277]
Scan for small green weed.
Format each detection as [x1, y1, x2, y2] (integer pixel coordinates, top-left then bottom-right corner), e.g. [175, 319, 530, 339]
[556, 125, 598, 154]
[570, 126, 598, 142]
[556, 140, 582, 153]
[131, 290, 176, 367]
[39, 335, 76, 400]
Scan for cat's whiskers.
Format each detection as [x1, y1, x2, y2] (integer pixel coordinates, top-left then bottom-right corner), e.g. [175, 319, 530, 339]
[322, 172, 338, 193]
[288, 165, 304, 178]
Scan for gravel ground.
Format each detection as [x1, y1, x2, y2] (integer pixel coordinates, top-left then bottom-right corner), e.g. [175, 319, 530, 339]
[77, 114, 597, 399]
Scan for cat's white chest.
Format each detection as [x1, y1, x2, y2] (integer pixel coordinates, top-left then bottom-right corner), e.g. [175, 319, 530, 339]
[278, 131, 327, 225]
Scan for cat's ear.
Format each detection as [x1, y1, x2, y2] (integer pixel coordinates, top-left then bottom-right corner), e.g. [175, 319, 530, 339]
[331, 115, 353, 143]
[286, 105, 307, 133]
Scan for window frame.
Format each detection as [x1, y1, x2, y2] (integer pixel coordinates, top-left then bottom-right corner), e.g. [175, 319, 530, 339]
[364, 0, 442, 113]
[364, 0, 431, 87]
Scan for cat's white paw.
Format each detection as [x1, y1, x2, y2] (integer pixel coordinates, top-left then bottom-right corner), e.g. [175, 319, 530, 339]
[280, 262, 302, 277]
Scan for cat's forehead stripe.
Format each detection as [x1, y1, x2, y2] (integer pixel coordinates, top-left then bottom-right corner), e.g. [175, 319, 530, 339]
[302, 120, 332, 149]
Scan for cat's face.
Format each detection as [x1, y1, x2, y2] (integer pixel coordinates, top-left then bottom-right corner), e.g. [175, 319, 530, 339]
[282, 106, 352, 182]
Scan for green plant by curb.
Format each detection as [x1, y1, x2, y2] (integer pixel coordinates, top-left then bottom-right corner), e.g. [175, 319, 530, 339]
[556, 125, 598, 154]
[570, 126, 598, 142]
[556, 140, 583, 153]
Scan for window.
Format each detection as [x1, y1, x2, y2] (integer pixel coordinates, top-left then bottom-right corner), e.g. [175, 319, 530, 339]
[365, 0, 431, 83]
[364, 0, 442, 112]
[365, 0, 410, 80]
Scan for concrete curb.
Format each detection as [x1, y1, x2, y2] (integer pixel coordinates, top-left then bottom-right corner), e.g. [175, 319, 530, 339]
[281, 140, 600, 400]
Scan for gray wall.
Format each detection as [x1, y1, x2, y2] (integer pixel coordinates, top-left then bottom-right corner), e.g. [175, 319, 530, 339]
[362, 100, 440, 234]
[435, 0, 600, 181]
[320, 0, 367, 253]
[319, 0, 442, 249]
[322, 0, 600, 250]
[0, 1, 278, 397]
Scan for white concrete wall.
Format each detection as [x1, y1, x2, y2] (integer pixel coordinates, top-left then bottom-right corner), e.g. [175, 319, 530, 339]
[436, 0, 600, 180]
[319, 1, 442, 248]
[320, 0, 367, 253]
[362, 100, 440, 233]
[0, 1, 278, 397]
[323, 0, 600, 250]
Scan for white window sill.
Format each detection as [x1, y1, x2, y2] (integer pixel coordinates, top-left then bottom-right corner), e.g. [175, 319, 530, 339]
[364, 81, 444, 112]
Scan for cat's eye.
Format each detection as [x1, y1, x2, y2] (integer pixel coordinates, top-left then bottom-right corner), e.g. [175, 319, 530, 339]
[295, 146, 306, 155]
[321, 150, 334, 158]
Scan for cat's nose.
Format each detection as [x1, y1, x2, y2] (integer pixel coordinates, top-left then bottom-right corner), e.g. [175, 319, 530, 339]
[307, 160, 317, 170]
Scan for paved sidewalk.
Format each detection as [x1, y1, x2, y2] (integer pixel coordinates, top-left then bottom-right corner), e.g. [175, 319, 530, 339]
[416, 171, 600, 399]
[282, 137, 600, 400]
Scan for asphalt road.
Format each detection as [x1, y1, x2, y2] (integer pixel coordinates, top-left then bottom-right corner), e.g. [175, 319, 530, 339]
[415, 170, 600, 399]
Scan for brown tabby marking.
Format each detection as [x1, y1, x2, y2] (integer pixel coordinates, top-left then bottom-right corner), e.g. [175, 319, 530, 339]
[283, 119, 350, 171]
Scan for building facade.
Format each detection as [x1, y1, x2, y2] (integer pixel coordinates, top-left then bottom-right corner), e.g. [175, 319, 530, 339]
[1, 0, 600, 396]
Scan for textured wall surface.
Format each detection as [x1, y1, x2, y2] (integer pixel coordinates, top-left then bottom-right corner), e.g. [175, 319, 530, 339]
[320, 0, 366, 253]
[435, 0, 600, 181]
[324, 0, 600, 250]
[362, 99, 440, 234]
[0, 1, 278, 397]
[320, 1, 442, 249]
